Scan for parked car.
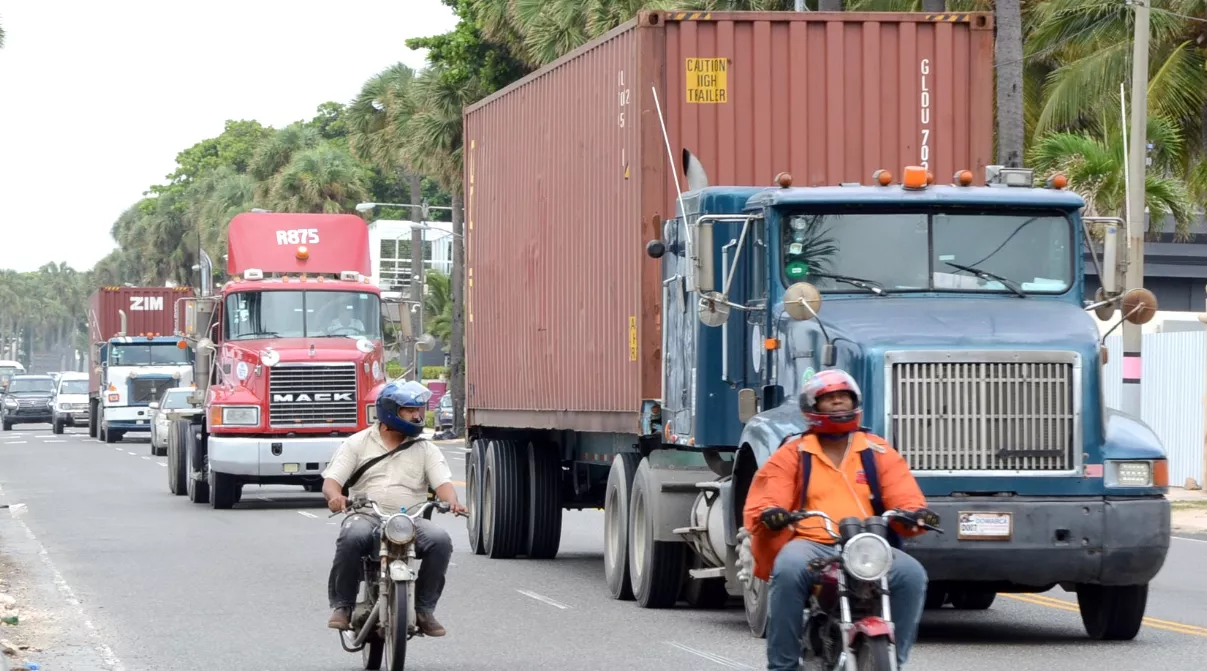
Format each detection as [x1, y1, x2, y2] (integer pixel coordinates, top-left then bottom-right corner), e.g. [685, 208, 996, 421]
[2, 374, 56, 430]
[433, 393, 454, 439]
[53, 372, 90, 434]
[149, 386, 202, 457]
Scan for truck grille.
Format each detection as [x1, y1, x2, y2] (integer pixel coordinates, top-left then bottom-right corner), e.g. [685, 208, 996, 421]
[129, 378, 175, 405]
[884, 352, 1080, 473]
[268, 363, 358, 428]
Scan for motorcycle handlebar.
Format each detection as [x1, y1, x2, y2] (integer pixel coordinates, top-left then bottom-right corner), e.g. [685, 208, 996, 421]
[785, 508, 945, 537]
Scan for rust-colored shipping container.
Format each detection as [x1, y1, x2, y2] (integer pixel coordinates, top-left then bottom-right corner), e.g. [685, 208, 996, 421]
[87, 286, 195, 391]
[464, 10, 995, 432]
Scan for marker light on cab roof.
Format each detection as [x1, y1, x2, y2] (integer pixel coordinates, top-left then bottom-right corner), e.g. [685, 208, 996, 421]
[296, 245, 309, 260]
[902, 166, 929, 190]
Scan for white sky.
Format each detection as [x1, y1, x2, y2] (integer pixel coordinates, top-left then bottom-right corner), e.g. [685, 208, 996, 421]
[0, 0, 457, 273]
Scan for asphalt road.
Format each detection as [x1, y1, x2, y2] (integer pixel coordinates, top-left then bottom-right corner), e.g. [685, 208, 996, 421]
[1, 425, 1206, 671]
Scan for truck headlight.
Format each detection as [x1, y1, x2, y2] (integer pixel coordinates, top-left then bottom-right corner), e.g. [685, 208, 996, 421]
[1105, 460, 1167, 488]
[217, 406, 260, 426]
[841, 533, 893, 582]
[383, 513, 416, 545]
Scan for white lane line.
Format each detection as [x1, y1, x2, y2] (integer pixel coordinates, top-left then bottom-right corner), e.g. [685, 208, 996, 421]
[1173, 535, 1207, 544]
[141, 456, 151, 461]
[34, 435, 54, 438]
[157, 462, 167, 467]
[126, 451, 137, 456]
[453, 455, 464, 460]
[0, 485, 127, 670]
[298, 511, 318, 519]
[516, 589, 569, 610]
[44, 440, 66, 443]
[4, 440, 28, 444]
[114, 447, 123, 452]
[667, 642, 755, 669]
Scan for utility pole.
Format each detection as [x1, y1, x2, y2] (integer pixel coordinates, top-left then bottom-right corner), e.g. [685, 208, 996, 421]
[1122, 0, 1150, 416]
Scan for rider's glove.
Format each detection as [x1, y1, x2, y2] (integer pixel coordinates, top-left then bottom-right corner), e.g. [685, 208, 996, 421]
[911, 507, 940, 528]
[759, 507, 792, 532]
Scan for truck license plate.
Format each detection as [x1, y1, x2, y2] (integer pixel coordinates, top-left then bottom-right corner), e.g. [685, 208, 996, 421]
[957, 512, 1012, 541]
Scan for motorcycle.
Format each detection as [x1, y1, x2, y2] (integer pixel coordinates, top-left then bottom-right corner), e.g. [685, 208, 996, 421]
[334, 492, 462, 671]
[785, 508, 943, 671]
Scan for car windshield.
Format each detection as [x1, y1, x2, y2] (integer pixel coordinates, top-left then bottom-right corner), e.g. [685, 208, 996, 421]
[59, 379, 89, 394]
[160, 391, 193, 409]
[439, 395, 452, 409]
[8, 378, 55, 393]
[110, 344, 194, 366]
[780, 210, 1074, 294]
[224, 290, 383, 340]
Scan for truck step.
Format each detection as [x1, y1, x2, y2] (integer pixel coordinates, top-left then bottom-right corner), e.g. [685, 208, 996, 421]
[672, 525, 706, 535]
[689, 567, 727, 580]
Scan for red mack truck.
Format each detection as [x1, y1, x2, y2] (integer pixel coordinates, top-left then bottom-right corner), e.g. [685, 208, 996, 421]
[167, 212, 390, 509]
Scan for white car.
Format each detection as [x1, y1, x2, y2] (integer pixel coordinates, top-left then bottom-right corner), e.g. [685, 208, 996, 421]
[149, 387, 202, 457]
[53, 372, 90, 435]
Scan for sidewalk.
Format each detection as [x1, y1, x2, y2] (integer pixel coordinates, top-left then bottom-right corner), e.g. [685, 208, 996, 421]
[1170, 487, 1207, 534]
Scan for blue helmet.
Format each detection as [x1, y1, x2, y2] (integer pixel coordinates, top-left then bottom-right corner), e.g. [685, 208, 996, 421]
[376, 380, 432, 438]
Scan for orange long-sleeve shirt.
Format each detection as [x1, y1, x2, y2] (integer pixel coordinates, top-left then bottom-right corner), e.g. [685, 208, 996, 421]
[741, 431, 927, 582]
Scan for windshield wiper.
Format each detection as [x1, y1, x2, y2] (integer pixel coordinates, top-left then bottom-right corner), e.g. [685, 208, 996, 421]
[943, 261, 1027, 299]
[811, 272, 889, 296]
[232, 331, 280, 340]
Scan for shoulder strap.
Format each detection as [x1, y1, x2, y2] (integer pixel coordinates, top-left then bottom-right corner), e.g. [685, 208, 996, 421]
[861, 448, 885, 515]
[341, 438, 420, 496]
[798, 450, 812, 510]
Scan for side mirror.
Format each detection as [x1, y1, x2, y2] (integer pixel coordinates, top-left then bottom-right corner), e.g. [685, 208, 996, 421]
[149, 402, 159, 409]
[1122, 288, 1158, 325]
[415, 333, 438, 352]
[684, 218, 715, 293]
[783, 282, 823, 321]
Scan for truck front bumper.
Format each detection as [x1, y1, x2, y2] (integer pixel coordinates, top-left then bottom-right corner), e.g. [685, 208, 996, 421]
[104, 406, 153, 432]
[208, 435, 343, 478]
[904, 496, 1170, 587]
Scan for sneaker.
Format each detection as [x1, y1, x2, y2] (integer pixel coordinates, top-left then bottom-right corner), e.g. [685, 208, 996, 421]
[416, 612, 446, 637]
[328, 607, 351, 630]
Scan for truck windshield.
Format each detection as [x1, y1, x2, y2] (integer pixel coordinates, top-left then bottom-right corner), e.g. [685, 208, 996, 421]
[780, 210, 1074, 294]
[59, 379, 89, 394]
[224, 290, 383, 340]
[110, 344, 194, 366]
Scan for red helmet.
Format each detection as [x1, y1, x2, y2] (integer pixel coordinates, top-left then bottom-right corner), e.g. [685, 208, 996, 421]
[799, 369, 862, 436]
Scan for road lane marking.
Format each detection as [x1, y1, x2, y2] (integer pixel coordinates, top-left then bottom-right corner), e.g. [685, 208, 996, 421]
[45, 440, 65, 443]
[666, 642, 755, 669]
[516, 589, 569, 609]
[298, 511, 319, 519]
[127, 451, 136, 456]
[1003, 593, 1207, 637]
[4, 441, 28, 444]
[141, 456, 151, 460]
[114, 447, 124, 452]
[157, 462, 167, 467]
[34, 435, 54, 438]
[1173, 535, 1207, 544]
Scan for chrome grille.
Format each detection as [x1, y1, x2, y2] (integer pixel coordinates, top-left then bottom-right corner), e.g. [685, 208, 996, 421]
[884, 352, 1080, 473]
[268, 363, 358, 428]
[129, 378, 174, 405]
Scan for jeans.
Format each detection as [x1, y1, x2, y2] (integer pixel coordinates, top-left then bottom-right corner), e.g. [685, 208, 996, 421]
[766, 539, 927, 670]
[328, 515, 454, 615]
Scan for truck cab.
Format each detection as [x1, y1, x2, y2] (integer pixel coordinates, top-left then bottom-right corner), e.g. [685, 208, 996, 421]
[96, 335, 194, 443]
[659, 163, 1168, 640]
[174, 212, 389, 509]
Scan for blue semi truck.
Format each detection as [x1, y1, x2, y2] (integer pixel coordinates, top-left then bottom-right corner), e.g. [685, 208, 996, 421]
[464, 156, 1170, 642]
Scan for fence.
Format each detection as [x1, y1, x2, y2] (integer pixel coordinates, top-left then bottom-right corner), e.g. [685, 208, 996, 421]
[1102, 330, 1206, 487]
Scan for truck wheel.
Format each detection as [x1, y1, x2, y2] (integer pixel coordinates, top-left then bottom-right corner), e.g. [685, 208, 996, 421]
[1, 421, 9, 432]
[925, 587, 948, 610]
[186, 428, 210, 504]
[102, 424, 116, 443]
[52, 419, 64, 435]
[737, 527, 769, 638]
[950, 590, 996, 610]
[604, 452, 641, 600]
[465, 439, 486, 555]
[628, 457, 687, 609]
[89, 400, 98, 438]
[482, 439, 528, 558]
[525, 439, 562, 559]
[1076, 584, 1148, 640]
[167, 421, 187, 495]
[209, 469, 241, 510]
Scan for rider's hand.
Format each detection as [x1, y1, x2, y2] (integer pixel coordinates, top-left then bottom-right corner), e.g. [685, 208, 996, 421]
[759, 506, 792, 532]
[910, 507, 940, 528]
[448, 501, 467, 516]
[327, 495, 349, 514]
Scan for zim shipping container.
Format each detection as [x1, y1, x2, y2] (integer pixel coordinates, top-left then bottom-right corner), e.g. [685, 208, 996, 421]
[87, 286, 195, 389]
[464, 10, 995, 432]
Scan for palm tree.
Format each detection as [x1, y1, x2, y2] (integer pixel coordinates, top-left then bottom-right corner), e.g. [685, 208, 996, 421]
[265, 144, 372, 214]
[1, 17, 6, 49]
[423, 270, 454, 344]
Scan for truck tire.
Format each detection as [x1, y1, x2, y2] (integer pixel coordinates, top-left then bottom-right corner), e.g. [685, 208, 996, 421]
[52, 418, 64, 435]
[466, 439, 486, 555]
[604, 452, 641, 600]
[737, 526, 769, 638]
[89, 399, 97, 438]
[167, 421, 188, 495]
[482, 439, 528, 558]
[186, 428, 210, 504]
[102, 424, 116, 443]
[1, 421, 9, 432]
[628, 457, 687, 609]
[209, 469, 241, 510]
[526, 439, 562, 559]
[1076, 583, 1148, 640]
[950, 590, 996, 610]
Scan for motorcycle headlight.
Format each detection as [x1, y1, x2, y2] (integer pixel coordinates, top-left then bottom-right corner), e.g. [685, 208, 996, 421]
[841, 533, 893, 582]
[383, 513, 416, 545]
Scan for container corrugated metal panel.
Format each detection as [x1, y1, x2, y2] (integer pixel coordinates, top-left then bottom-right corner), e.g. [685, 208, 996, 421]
[464, 11, 995, 433]
[1103, 331, 1206, 487]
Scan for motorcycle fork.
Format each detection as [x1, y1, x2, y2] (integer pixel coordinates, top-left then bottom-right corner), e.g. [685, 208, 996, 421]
[835, 573, 898, 671]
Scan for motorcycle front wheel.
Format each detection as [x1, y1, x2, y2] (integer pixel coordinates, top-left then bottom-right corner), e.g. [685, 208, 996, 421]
[382, 583, 410, 671]
[854, 635, 893, 671]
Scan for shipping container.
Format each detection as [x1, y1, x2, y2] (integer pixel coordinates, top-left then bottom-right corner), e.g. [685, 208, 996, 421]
[87, 286, 195, 391]
[464, 10, 995, 432]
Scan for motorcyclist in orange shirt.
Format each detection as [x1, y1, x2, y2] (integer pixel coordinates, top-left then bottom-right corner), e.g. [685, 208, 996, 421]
[743, 369, 940, 670]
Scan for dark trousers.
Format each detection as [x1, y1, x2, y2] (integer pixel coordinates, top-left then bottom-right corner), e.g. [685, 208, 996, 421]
[328, 515, 454, 615]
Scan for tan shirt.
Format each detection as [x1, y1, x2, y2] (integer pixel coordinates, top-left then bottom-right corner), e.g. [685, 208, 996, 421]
[322, 426, 453, 514]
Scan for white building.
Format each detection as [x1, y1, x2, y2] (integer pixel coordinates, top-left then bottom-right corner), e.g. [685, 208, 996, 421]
[367, 219, 454, 295]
